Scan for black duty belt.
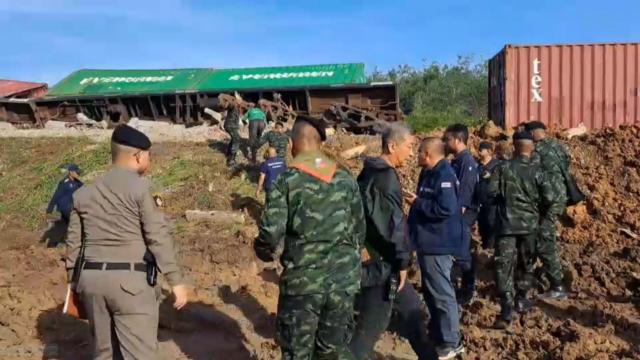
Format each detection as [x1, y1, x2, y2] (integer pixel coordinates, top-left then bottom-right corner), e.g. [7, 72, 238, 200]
[83, 262, 147, 272]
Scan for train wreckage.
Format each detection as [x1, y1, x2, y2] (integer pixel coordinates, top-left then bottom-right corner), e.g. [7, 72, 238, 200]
[0, 63, 401, 133]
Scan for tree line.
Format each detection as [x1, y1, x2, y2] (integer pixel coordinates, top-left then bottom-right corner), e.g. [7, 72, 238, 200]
[370, 56, 488, 132]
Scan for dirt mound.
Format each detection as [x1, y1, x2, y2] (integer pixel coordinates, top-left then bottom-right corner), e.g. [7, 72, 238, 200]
[1, 126, 639, 359]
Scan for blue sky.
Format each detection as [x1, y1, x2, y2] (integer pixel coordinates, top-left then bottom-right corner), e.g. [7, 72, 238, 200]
[1, 0, 638, 85]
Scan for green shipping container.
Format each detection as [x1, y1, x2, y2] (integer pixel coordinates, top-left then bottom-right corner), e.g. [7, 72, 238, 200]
[46, 69, 212, 97]
[197, 63, 366, 91]
[46, 64, 366, 97]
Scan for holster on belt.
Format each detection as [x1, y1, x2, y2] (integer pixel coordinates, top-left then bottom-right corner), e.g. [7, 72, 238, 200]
[143, 250, 158, 286]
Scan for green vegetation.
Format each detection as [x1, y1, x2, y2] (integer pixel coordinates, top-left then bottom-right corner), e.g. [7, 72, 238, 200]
[0, 138, 110, 230]
[370, 56, 487, 132]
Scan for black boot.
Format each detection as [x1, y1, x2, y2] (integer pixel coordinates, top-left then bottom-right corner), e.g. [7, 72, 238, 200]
[539, 285, 568, 300]
[515, 296, 534, 313]
[494, 297, 513, 330]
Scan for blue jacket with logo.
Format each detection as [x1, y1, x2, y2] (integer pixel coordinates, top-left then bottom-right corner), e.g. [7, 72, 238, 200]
[47, 177, 83, 217]
[408, 159, 464, 256]
[451, 149, 479, 211]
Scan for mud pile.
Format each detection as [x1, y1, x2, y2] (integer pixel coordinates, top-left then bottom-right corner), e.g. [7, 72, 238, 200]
[325, 124, 640, 359]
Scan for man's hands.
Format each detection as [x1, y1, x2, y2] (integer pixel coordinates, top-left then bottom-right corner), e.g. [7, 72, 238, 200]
[403, 189, 417, 205]
[172, 284, 189, 310]
[255, 189, 261, 198]
[398, 270, 408, 292]
[360, 248, 371, 263]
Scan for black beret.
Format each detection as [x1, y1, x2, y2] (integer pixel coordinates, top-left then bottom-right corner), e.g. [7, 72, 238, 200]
[111, 125, 151, 150]
[295, 115, 327, 141]
[524, 121, 546, 131]
[478, 141, 494, 151]
[512, 130, 534, 142]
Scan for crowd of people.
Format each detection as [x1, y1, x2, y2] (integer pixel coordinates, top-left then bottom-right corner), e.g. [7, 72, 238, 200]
[56, 101, 577, 359]
[255, 118, 576, 359]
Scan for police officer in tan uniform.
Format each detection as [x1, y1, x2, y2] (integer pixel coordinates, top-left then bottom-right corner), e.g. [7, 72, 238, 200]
[66, 125, 188, 360]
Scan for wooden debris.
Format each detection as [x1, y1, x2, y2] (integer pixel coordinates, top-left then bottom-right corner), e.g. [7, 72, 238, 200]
[340, 145, 367, 159]
[185, 210, 245, 225]
[618, 228, 639, 240]
[562, 123, 588, 139]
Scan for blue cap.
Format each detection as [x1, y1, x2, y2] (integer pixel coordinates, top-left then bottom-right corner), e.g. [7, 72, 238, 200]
[65, 163, 81, 173]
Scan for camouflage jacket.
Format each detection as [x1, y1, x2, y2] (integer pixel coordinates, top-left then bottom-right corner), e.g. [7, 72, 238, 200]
[488, 155, 563, 235]
[533, 137, 571, 201]
[223, 106, 240, 131]
[255, 151, 365, 296]
[259, 131, 290, 159]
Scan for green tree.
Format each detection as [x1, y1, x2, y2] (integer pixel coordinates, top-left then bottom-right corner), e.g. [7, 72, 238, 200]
[370, 56, 487, 132]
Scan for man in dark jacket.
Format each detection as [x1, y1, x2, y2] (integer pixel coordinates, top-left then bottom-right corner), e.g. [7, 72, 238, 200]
[350, 123, 430, 360]
[476, 141, 500, 249]
[222, 99, 242, 168]
[443, 124, 479, 305]
[407, 137, 465, 360]
[47, 163, 83, 224]
[488, 131, 564, 329]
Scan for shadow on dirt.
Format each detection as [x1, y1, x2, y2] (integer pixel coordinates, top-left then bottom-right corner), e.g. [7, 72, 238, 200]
[40, 219, 68, 248]
[36, 306, 92, 360]
[231, 193, 264, 224]
[218, 285, 276, 340]
[159, 298, 254, 359]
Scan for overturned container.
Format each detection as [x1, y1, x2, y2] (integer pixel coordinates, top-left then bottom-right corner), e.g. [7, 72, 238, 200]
[489, 43, 640, 130]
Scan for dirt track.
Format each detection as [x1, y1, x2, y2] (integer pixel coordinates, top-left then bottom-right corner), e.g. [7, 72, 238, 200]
[0, 126, 639, 359]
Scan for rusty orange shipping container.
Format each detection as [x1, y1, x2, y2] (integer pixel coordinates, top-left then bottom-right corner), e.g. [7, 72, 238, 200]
[489, 43, 640, 130]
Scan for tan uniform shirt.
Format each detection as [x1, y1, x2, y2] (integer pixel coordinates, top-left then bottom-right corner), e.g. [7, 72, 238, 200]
[66, 166, 183, 286]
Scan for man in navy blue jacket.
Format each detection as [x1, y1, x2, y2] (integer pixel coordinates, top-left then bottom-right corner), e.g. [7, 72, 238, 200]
[46, 163, 83, 224]
[406, 137, 464, 360]
[444, 124, 479, 306]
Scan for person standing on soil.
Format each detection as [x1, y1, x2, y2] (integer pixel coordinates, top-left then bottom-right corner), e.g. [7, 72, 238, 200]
[254, 116, 365, 360]
[406, 137, 465, 360]
[487, 131, 563, 329]
[349, 123, 431, 360]
[243, 103, 267, 164]
[475, 142, 500, 249]
[258, 121, 292, 160]
[66, 125, 188, 360]
[256, 147, 287, 198]
[525, 121, 570, 300]
[443, 124, 479, 306]
[46, 163, 83, 224]
[223, 99, 242, 168]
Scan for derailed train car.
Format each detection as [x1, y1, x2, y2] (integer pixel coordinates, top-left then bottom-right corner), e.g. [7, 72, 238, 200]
[0, 63, 400, 131]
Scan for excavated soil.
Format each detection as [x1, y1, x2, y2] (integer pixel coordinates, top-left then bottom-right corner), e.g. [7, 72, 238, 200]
[0, 125, 639, 359]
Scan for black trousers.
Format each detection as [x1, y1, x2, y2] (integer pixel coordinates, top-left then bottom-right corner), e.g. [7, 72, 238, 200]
[349, 283, 432, 359]
[249, 121, 266, 163]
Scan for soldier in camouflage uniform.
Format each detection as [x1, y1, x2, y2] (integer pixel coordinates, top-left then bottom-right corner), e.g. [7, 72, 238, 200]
[259, 121, 291, 159]
[223, 101, 242, 167]
[488, 131, 564, 329]
[525, 121, 570, 299]
[254, 116, 365, 360]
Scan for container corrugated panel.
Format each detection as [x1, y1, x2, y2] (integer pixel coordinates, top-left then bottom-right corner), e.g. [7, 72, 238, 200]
[198, 63, 366, 91]
[46, 64, 367, 97]
[0, 80, 48, 98]
[46, 69, 213, 97]
[489, 43, 640, 129]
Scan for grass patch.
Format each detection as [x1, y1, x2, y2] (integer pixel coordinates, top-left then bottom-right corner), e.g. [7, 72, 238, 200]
[0, 138, 110, 230]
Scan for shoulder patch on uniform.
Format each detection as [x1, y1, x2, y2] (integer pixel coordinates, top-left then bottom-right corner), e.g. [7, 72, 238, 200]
[441, 182, 452, 188]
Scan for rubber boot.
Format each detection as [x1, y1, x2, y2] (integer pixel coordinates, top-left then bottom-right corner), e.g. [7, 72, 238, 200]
[493, 296, 513, 330]
[539, 285, 568, 300]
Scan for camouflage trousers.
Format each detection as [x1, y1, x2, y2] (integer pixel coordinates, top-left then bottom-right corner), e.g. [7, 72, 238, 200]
[537, 217, 565, 287]
[494, 233, 536, 304]
[277, 291, 356, 360]
[225, 126, 241, 164]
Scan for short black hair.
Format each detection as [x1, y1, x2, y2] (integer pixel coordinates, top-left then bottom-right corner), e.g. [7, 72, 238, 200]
[275, 121, 284, 128]
[478, 141, 494, 152]
[444, 123, 469, 145]
[524, 121, 546, 131]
